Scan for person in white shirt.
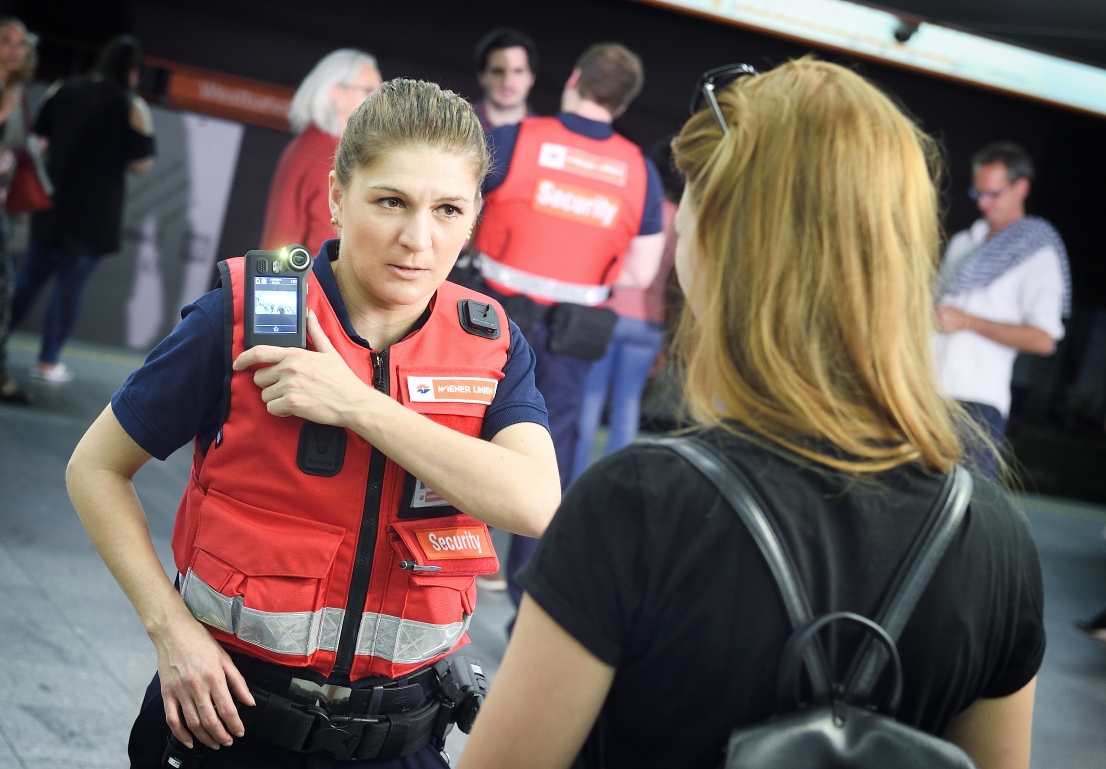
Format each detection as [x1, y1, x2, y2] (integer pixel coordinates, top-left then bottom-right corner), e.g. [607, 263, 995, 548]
[933, 142, 1071, 478]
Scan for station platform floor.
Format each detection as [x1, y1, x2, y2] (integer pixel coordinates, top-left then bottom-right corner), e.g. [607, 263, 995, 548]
[1, 332, 1104, 768]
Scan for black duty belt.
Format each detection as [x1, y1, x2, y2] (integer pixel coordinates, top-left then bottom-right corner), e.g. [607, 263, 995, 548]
[163, 655, 488, 766]
[240, 683, 440, 761]
[233, 655, 442, 761]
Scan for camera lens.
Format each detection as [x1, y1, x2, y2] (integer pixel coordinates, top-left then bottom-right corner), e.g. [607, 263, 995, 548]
[289, 247, 310, 270]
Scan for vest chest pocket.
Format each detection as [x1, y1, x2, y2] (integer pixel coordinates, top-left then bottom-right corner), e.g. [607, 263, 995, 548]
[387, 517, 500, 626]
[182, 489, 345, 657]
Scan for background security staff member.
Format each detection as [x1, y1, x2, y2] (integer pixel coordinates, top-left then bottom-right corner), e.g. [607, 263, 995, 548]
[66, 79, 560, 767]
[473, 42, 666, 607]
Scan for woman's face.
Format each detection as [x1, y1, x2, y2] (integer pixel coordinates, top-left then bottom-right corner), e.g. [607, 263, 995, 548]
[674, 185, 705, 316]
[0, 24, 28, 79]
[328, 147, 480, 314]
[330, 65, 382, 130]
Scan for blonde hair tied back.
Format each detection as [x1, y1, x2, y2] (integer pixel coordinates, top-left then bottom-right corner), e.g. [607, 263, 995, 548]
[335, 78, 490, 191]
[672, 57, 962, 474]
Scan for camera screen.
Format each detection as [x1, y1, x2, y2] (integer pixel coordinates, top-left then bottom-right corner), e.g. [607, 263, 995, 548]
[253, 276, 299, 334]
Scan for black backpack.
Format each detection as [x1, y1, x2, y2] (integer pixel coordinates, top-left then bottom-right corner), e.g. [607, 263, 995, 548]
[657, 436, 979, 769]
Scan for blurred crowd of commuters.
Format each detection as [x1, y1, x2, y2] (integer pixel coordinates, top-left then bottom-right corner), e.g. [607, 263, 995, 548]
[2, 16, 1104, 769]
[0, 26, 154, 399]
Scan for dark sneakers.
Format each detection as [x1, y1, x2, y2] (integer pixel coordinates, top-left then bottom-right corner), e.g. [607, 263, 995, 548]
[0, 375, 33, 405]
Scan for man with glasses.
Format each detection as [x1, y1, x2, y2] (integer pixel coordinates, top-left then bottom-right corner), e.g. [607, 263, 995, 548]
[933, 141, 1070, 478]
[470, 42, 666, 609]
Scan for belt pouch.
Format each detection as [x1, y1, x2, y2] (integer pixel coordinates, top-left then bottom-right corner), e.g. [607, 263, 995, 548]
[238, 688, 315, 751]
[546, 303, 618, 361]
[499, 292, 550, 343]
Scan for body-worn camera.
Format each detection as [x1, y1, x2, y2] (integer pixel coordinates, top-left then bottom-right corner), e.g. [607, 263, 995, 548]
[244, 245, 313, 349]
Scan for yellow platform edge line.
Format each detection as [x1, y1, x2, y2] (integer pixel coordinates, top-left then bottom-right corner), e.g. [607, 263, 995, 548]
[8, 336, 146, 369]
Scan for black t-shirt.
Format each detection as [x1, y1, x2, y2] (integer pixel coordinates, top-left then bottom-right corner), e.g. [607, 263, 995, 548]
[32, 77, 155, 255]
[517, 428, 1045, 769]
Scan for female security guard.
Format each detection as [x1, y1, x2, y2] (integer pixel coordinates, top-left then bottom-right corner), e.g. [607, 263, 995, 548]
[66, 79, 560, 767]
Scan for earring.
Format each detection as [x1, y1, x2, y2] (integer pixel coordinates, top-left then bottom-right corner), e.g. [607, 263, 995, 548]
[331, 217, 339, 225]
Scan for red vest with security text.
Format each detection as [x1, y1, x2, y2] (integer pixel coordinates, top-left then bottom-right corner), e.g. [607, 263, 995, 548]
[171, 257, 508, 681]
[474, 116, 648, 302]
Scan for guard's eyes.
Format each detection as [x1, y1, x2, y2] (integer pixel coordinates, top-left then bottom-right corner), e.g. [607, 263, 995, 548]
[438, 204, 462, 217]
[378, 197, 404, 208]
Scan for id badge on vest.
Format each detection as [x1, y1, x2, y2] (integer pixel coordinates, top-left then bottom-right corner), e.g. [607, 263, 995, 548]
[398, 473, 460, 519]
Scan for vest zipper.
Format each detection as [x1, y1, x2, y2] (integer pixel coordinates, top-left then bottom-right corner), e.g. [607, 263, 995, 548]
[333, 348, 390, 676]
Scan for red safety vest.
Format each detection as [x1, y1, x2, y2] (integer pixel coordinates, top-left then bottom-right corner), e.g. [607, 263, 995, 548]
[171, 257, 508, 681]
[474, 116, 648, 304]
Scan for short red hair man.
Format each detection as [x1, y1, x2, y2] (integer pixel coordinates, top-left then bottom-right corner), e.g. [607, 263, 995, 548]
[470, 42, 667, 607]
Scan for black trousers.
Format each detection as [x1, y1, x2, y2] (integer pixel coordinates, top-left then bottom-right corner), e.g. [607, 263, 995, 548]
[129, 674, 450, 769]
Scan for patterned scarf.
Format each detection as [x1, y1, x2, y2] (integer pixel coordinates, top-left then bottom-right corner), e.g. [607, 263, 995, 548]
[937, 216, 1071, 317]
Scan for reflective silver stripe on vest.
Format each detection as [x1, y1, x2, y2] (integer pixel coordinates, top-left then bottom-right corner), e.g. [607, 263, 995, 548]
[356, 611, 470, 665]
[180, 570, 468, 663]
[476, 253, 611, 306]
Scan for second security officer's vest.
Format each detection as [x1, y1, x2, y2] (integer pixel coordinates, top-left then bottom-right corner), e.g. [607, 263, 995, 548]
[474, 116, 648, 306]
[171, 256, 508, 681]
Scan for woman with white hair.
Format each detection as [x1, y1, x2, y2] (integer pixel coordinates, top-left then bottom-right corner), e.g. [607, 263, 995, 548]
[261, 49, 380, 254]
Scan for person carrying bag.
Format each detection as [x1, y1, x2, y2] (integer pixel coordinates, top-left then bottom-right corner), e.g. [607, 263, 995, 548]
[661, 436, 977, 769]
[5, 92, 52, 214]
[456, 58, 1044, 769]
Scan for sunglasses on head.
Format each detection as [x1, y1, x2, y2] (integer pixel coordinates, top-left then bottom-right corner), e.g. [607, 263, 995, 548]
[690, 64, 760, 135]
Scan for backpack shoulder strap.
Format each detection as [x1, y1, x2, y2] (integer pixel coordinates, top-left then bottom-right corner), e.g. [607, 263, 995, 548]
[845, 465, 973, 701]
[652, 435, 831, 700]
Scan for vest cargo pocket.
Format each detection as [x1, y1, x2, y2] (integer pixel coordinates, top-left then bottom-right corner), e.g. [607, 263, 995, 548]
[388, 517, 499, 628]
[182, 488, 346, 658]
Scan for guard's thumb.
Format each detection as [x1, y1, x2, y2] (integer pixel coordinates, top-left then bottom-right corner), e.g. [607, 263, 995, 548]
[306, 311, 336, 354]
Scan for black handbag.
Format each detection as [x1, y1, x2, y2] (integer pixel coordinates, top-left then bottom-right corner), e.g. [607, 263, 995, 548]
[656, 437, 978, 769]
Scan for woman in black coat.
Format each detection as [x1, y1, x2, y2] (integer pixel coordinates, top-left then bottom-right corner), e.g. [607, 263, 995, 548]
[10, 34, 155, 383]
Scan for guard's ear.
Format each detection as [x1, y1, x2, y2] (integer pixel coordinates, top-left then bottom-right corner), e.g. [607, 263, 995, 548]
[328, 170, 344, 225]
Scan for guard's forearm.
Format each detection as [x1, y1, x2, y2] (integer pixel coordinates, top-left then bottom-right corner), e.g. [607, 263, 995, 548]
[66, 409, 188, 637]
[347, 396, 559, 537]
[67, 462, 186, 635]
[615, 232, 666, 289]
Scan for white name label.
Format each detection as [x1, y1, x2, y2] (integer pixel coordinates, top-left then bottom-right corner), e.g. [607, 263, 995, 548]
[407, 376, 498, 405]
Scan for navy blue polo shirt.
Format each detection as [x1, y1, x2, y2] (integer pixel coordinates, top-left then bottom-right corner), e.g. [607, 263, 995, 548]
[485, 112, 665, 236]
[112, 241, 549, 461]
